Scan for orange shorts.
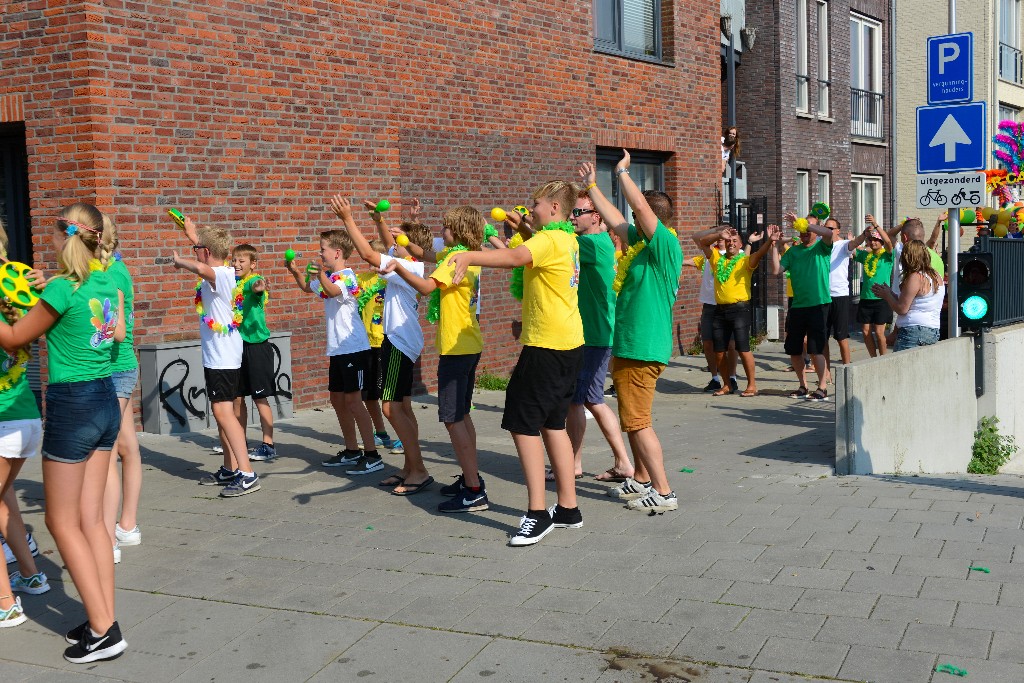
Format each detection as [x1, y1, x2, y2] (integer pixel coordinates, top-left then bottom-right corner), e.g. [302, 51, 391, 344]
[610, 357, 665, 432]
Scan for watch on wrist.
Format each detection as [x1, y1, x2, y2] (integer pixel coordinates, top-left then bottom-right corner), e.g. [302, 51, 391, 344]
[615, 168, 629, 176]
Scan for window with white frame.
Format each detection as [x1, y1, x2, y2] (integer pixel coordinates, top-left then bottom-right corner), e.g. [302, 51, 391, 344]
[850, 13, 883, 138]
[817, 0, 831, 116]
[796, 171, 810, 218]
[851, 175, 882, 296]
[594, 0, 662, 60]
[999, 0, 1023, 83]
[817, 172, 831, 206]
[796, 0, 809, 111]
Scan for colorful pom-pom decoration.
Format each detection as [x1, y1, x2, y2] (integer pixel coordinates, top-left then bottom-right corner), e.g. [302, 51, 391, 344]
[794, 217, 809, 233]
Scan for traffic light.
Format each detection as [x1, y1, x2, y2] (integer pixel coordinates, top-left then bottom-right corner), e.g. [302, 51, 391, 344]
[957, 252, 994, 331]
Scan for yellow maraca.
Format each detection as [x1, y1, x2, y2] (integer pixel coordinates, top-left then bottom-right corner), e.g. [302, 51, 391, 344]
[0, 261, 40, 309]
[490, 207, 507, 222]
[396, 234, 410, 247]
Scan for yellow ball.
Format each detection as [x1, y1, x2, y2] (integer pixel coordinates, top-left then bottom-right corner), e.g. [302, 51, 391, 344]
[794, 217, 809, 233]
[981, 207, 995, 220]
[994, 224, 1009, 237]
[396, 234, 409, 247]
[490, 207, 507, 222]
[998, 209, 1012, 223]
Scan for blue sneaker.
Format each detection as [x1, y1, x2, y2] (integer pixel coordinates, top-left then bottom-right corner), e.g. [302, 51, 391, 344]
[220, 472, 261, 497]
[389, 439, 405, 455]
[199, 466, 237, 486]
[438, 486, 489, 513]
[248, 443, 277, 461]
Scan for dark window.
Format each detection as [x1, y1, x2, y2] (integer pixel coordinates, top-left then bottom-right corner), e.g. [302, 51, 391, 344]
[596, 148, 667, 225]
[594, 0, 662, 61]
[0, 123, 32, 263]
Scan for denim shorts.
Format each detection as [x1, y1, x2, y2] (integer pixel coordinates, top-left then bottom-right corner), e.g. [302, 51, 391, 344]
[894, 325, 940, 352]
[111, 368, 138, 400]
[42, 377, 121, 463]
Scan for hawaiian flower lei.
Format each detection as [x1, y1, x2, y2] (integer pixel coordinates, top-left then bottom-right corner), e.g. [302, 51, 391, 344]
[194, 278, 244, 334]
[509, 221, 575, 301]
[863, 250, 883, 278]
[0, 348, 30, 392]
[237, 272, 269, 306]
[318, 271, 360, 300]
[715, 253, 745, 283]
[428, 244, 469, 324]
[357, 275, 387, 312]
[613, 225, 678, 293]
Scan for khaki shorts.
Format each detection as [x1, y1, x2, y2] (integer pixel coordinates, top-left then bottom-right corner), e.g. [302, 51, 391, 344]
[611, 357, 665, 432]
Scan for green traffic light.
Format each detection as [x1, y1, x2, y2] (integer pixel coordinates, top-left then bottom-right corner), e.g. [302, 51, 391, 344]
[961, 295, 989, 320]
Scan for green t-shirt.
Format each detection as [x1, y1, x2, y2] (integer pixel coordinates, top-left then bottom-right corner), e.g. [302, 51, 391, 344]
[613, 222, 683, 364]
[239, 275, 270, 344]
[107, 259, 138, 371]
[576, 232, 616, 347]
[0, 318, 41, 422]
[39, 272, 118, 383]
[853, 249, 894, 301]
[780, 238, 832, 308]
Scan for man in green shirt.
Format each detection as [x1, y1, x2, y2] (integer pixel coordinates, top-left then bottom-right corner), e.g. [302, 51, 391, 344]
[566, 188, 633, 484]
[582, 152, 683, 514]
[770, 216, 833, 401]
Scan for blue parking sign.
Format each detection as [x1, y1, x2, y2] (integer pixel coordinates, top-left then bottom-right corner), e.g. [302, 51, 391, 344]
[928, 33, 973, 104]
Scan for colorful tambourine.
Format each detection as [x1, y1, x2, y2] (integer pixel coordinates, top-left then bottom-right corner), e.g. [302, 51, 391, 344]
[0, 261, 39, 309]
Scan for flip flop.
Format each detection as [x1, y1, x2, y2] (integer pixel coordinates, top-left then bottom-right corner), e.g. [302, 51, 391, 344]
[594, 468, 631, 483]
[378, 475, 405, 487]
[545, 469, 583, 481]
[391, 476, 434, 496]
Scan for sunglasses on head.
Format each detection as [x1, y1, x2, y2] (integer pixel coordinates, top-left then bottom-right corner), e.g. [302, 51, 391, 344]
[571, 208, 596, 218]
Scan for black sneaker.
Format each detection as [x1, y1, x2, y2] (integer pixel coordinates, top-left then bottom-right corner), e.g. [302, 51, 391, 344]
[439, 474, 465, 497]
[65, 621, 89, 645]
[603, 385, 616, 398]
[323, 449, 362, 467]
[547, 504, 583, 529]
[248, 443, 277, 461]
[508, 511, 554, 547]
[703, 379, 722, 393]
[728, 377, 739, 393]
[438, 487, 489, 513]
[198, 466, 237, 486]
[63, 621, 127, 663]
[345, 455, 384, 475]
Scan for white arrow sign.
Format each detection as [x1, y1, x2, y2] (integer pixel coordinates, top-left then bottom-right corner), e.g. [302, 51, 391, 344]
[929, 114, 972, 162]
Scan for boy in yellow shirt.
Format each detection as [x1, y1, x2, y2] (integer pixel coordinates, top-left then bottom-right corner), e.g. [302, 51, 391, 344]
[450, 181, 584, 546]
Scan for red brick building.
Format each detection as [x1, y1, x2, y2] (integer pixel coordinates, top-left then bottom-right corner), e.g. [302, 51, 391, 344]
[1, 1, 720, 413]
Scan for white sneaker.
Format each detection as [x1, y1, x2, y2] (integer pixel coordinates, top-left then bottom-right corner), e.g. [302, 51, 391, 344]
[9, 571, 50, 595]
[0, 596, 26, 628]
[115, 524, 141, 546]
[606, 477, 653, 500]
[113, 543, 121, 565]
[3, 532, 39, 564]
[626, 489, 679, 513]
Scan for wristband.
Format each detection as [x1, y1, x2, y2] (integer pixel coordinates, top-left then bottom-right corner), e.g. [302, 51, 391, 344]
[584, 182, 597, 192]
[616, 168, 629, 176]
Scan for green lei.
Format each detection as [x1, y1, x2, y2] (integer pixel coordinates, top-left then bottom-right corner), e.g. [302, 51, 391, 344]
[356, 276, 387, 312]
[427, 244, 469, 324]
[509, 221, 575, 301]
[715, 253, 745, 283]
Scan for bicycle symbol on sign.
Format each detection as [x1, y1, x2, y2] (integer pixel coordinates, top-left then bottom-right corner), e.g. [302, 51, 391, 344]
[919, 188, 947, 207]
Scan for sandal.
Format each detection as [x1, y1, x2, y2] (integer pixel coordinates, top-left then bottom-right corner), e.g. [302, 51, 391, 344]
[712, 387, 733, 397]
[378, 475, 405, 487]
[391, 476, 434, 496]
[788, 386, 808, 399]
[545, 468, 583, 481]
[808, 388, 829, 402]
[594, 467, 632, 483]
[740, 389, 759, 397]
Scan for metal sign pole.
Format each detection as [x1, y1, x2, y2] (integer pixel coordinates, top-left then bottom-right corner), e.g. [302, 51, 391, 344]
[947, 0, 960, 338]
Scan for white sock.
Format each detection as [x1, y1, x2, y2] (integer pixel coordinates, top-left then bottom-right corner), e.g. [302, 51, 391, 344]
[730, 375, 738, 381]
[90, 627, 104, 638]
[712, 374, 722, 382]
[240, 470, 255, 477]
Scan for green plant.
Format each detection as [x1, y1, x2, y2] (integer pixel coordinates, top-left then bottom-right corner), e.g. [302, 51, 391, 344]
[475, 372, 510, 391]
[967, 416, 1019, 474]
[685, 337, 704, 356]
[749, 330, 768, 353]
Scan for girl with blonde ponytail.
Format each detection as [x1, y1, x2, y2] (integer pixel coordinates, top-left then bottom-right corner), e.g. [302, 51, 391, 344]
[0, 202, 128, 662]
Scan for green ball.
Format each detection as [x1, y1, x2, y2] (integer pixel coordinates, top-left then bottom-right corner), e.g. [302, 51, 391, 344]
[284, 249, 296, 261]
[942, 221, 948, 231]
[961, 209, 976, 224]
[375, 199, 391, 213]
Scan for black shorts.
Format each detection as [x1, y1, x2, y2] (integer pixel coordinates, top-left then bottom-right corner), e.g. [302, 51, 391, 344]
[437, 353, 480, 424]
[699, 303, 716, 341]
[502, 345, 583, 436]
[378, 336, 415, 402]
[205, 368, 242, 403]
[856, 298, 894, 325]
[328, 350, 369, 394]
[712, 301, 752, 353]
[241, 341, 277, 399]
[784, 304, 828, 356]
[826, 295, 851, 341]
[361, 347, 384, 401]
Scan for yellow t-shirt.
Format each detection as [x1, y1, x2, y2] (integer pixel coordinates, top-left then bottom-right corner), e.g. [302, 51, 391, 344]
[357, 272, 385, 348]
[521, 230, 584, 350]
[693, 255, 706, 271]
[430, 253, 483, 355]
[782, 243, 794, 298]
[710, 250, 754, 304]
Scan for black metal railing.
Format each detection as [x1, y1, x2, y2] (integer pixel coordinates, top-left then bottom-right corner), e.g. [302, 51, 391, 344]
[850, 88, 884, 139]
[817, 78, 831, 117]
[796, 74, 810, 111]
[999, 42, 1024, 84]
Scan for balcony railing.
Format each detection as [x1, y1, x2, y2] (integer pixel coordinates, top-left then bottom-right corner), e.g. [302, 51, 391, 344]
[850, 88, 884, 139]
[1000, 42, 1024, 84]
[796, 74, 810, 112]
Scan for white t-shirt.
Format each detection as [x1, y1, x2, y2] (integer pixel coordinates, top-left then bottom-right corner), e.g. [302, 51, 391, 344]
[697, 250, 724, 306]
[313, 268, 370, 356]
[379, 254, 424, 362]
[199, 266, 243, 370]
[829, 240, 852, 297]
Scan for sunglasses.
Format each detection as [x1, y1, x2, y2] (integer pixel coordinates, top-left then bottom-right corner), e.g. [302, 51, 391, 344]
[192, 245, 209, 253]
[571, 208, 596, 218]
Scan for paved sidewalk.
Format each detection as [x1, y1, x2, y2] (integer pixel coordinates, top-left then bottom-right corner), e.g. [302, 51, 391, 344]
[4, 343, 1024, 682]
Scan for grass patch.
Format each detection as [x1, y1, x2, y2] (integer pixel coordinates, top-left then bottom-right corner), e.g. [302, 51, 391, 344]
[475, 372, 510, 391]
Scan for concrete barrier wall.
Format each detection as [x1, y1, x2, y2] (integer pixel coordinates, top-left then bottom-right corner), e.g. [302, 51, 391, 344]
[835, 337, 977, 475]
[981, 323, 1024, 473]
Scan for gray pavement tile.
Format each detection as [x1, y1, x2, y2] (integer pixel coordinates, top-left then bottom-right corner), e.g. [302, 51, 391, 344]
[325, 589, 417, 620]
[727, 514, 798, 530]
[953, 602, 1024, 634]
[692, 541, 769, 562]
[739, 528, 817, 547]
[998, 581, 1024, 608]
[674, 627, 767, 667]
[771, 565, 852, 590]
[787, 517, 860, 535]
[598, 618, 690, 657]
[869, 496, 935, 510]
[174, 612, 373, 683]
[835, 645, 936, 683]
[390, 595, 494, 629]
[519, 563, 603, 589]
[587, 569, 669, 596]
[400, 553, 483, 577]
[984, 528, 1024, 545]
[24, 671, 129, 683]
[803, 531, 878, 552]
[335, 567, 419, 593]
[589, 592, 680, 622]
[814, 614, 908, 649]
[942, 656, 1024, 683]
[521, 586, 609, 615]
[454, 604, 545, 638]
[459, 579, 540, 607]
[920, 576, 1000, 604]
[527, 611, 615, 648]
[831, 505, 897, 522]
[932, 499, 995, 513]
[793, 588, 878, 618]
[733, 610, 827, 643]
[938, 540, 1014, 564]
[899, 623, 992, 658]
[751, 636, 849, 678]
[572, 549, 656, 572]
[956, 512, 1024, 529]
[650, 575, 733, 603]
[893, 556, 969, 580]
[870, 536, 943, 558]
[660, 599, 749, 631]
[253, 581, 350, 612]
[990, 630, 1024, 664]
[746, 673, 833, 683]
[907, 488, 972, 502]
[704, 559, 783, 583]
[0, 661, 51, 683]
[916, 523, 986, 543]
[892, 509, 960, 525]
[638, 552, 715, 576]
[842, 571, 925, 597]
[962, 560, 1024, 583]
[450, 639, 614, 683]
[718, 581, 804, 611]
[823, 550, 902, 574]
[870, 596, 956, 626]
[754, 546, 830, 568]
[853, 520, 922, 538]
[308, 623, 489, 682]
[460, 557, 543, 582]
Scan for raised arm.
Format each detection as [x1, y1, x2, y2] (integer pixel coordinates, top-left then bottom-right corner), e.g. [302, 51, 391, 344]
[847, 226, 872, 251]
[769, 239, 783, 275]
[379, 258, 437, 296]
[693, 226, 727, 259]
[330, 194, 381, 268]
[171, 253, 217, 283]
[927, 211, 945, 250]
[614, 150, 659, 240]
[285, 257, 313, 293]
[808, 221, 833, 246]
[578, 162, 628, 243]
[748, 225, 781, 270]
[182, 216, 201, 247]
[363, 199, 396, 250]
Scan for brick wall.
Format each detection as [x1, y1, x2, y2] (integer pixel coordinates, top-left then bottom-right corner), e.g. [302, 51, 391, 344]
[2, 0, 720, 409]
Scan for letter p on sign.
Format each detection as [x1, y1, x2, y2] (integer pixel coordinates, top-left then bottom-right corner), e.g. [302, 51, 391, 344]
[939, 42, 960, 74]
